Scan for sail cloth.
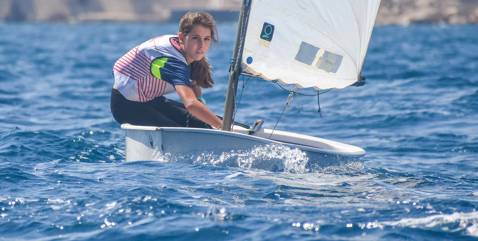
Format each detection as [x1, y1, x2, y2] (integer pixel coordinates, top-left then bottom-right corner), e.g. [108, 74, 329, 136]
[241, 0, 381, 89]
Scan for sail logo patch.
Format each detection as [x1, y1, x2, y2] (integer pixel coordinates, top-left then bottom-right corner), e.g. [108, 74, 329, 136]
[260, 22, 275, 42]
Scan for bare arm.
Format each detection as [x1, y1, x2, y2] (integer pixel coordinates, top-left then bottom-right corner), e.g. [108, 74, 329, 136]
[175, 85, 222, 129]
[191, 80, 202, 98]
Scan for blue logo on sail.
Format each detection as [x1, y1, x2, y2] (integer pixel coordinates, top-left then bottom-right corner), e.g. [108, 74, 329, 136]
[260, 22, 274, 42]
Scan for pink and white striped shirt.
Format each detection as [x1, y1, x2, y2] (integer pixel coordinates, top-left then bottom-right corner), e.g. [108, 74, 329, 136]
[113, 35, 191, 102]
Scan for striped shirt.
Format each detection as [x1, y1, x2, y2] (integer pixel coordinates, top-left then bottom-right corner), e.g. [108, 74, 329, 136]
[113, 35, 191, 102]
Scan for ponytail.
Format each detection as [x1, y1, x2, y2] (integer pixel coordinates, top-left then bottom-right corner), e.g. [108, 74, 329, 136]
[179, 11, 217, 88]
[191, 58, 214, 88]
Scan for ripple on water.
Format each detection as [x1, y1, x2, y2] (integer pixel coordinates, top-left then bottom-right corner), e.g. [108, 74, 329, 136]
[0, 23, 477, 240]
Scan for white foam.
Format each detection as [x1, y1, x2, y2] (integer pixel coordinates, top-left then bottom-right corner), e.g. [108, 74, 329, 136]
[380, 211, 478, 237]
[193, 144, 309, 173]
[249, 171, 376, 191]
[204, 206, 229, 221]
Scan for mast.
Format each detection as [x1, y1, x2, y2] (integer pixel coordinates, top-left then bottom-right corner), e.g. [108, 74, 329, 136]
[222, 0, 252, 131]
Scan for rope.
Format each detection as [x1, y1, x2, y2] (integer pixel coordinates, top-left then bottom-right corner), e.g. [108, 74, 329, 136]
[273, 81, 332, 96]
[269, 91, 295, 138]
[273, 81, 331, 114]
[231, 77, 332, 132]
[317, 91, 323, 117]
[232, 75, 250, 125]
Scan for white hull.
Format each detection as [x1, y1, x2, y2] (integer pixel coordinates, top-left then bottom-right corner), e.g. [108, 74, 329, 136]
[121, 124, 365, 167]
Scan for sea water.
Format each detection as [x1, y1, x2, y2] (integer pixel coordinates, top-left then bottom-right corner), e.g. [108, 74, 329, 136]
[0, 22, 477, 240]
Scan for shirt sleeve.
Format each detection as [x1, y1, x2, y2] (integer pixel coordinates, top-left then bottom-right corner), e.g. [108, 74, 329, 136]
[150, 57, 192, 87]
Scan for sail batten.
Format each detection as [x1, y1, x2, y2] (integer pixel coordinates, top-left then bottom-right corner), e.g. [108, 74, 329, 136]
[241, 0, 381, 89]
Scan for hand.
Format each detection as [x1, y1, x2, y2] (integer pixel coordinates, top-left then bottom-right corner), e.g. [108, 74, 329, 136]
[211, 122, 223, 130]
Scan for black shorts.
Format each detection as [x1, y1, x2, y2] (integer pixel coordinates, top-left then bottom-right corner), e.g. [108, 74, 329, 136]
[110, 89, 211, 128]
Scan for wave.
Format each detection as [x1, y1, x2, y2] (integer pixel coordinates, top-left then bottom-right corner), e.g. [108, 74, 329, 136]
[136, 144, 363, 173]
[378, 211, 478, 237]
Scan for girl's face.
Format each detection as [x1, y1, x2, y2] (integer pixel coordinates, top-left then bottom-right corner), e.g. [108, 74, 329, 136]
[179, 25, 212, 64]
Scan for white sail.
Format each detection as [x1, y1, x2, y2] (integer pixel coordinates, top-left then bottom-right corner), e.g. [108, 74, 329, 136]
[241, 0, 381, 89]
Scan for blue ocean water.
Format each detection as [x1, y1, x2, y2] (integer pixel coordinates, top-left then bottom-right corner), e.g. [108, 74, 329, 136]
[0, 22, 477, 240]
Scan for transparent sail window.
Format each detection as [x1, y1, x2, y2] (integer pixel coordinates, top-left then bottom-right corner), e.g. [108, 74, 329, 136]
[316, 51, 343, 73]
[295, 41, 319, 65]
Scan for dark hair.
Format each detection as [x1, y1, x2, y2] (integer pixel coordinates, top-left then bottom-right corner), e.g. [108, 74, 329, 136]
[179, 11, 218, 42]
[180, 12, 217, 88]
[191, 58, 214, 88]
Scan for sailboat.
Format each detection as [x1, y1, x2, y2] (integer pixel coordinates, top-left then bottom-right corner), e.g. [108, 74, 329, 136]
[121, 0, 381, 167]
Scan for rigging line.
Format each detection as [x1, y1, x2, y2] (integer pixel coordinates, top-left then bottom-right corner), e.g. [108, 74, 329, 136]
[269, 91, 295, 139]
[317, 91, 323, 117]
[232, 75, 250, 124]
[273, 81, 333, 96]
[273, 81, 332, 116]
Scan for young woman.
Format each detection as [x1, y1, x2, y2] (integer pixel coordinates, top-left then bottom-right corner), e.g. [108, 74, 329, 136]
[110, 12, 222, 129]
